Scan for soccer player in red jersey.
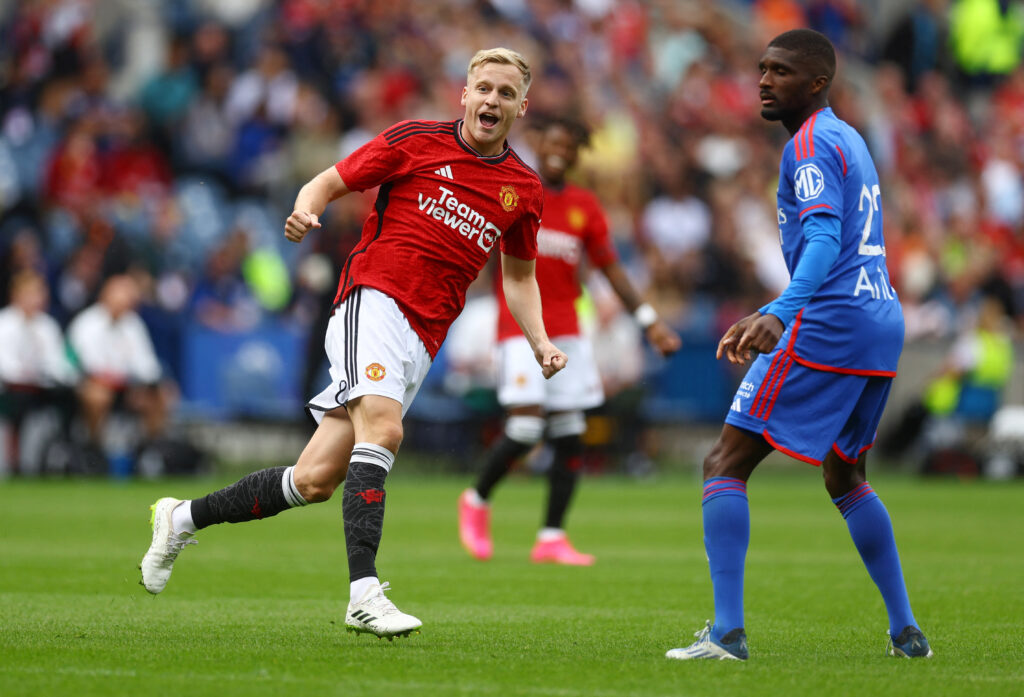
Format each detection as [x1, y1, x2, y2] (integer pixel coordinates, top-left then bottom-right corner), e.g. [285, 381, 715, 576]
[140, 48, 567, 639]
[458, 117, 680, 565]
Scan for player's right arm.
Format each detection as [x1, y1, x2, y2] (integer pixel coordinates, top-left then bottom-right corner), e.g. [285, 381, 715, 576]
[284, 165, 352, 243]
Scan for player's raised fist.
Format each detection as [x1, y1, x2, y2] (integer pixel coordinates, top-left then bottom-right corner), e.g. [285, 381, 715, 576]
[541, 347, 568, 379]
[284, 211, 321, 243]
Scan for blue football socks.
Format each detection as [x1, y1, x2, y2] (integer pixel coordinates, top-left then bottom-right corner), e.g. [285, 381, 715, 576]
[833, 482, 917, 637]
[702, 477, 750, 642]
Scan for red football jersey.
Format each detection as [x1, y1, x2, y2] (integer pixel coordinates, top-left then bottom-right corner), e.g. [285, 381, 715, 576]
[334, 120, 543, 358]
[496, 181, 617, 341]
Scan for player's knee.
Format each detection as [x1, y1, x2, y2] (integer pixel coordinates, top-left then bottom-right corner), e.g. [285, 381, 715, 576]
[354, 421, 405, 454]
[299, 481, 336, 503]
[821, 460, 864, 498]
[294, 466, 341, 503]
[365, 421, 403, 453]
[702, 440, 731, 479]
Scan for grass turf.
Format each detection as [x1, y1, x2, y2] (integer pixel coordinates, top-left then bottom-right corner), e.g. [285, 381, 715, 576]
[1, 469, 1022, 697]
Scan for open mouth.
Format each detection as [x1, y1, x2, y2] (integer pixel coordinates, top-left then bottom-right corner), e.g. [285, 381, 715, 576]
[545, 154, 567, 171]
[479, 113, 499, 128]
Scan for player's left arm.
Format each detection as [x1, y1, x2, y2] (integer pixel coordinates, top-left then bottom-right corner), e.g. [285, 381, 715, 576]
[500, 252, 567, 379]
[600, 261, 681, 356]
[729, 135, 845, 364]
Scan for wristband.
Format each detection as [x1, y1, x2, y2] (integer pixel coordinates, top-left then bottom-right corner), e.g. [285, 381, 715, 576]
[634, 302, 658, 329]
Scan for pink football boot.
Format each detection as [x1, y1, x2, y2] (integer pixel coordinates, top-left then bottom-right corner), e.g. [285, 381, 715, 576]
[458, 489, 492, 560]
[530, 533, 595, 566]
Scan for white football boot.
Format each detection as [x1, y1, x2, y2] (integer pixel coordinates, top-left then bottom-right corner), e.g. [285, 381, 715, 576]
[665, 620, 748, 660]
[139, 497, 196, 594]
[345, 582, 422, 640]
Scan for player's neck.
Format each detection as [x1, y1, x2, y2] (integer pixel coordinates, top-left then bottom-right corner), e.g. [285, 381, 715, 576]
[541, 174, 566, 189]
[783, 101, 828, 136]
[459, 120, 508, 157]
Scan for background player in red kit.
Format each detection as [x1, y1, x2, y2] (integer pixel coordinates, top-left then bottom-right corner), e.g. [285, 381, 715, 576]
[459, 117, 680, 564]
[139, 48, 567, 639]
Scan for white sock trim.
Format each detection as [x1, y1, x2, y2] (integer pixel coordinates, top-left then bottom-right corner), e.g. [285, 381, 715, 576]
[538, 527, 566, 542]
[465, 488, 486, 507]
[547, 411, 586, 438]
[171, 500, 196, 535]
[281, 466, 309, 507]
[506, 415, 545, 444]
[350, 442, 395, 473]
[350, 576, 380, 603]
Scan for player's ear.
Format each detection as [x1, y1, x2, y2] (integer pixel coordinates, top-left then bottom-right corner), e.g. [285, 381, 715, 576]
[460, 86, 468, 106]
[517, 97, 528, 119]
[810, 75, 830, 96]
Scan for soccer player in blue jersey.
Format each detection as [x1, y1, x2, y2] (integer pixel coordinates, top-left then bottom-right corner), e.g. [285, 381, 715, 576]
[665, 29, 933, 661]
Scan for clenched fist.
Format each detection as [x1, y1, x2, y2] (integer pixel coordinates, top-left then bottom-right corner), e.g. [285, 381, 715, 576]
[284, 211, 322, 243]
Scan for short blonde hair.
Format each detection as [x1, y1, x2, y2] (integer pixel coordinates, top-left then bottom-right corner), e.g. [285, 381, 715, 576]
[467, 47, 531, 95]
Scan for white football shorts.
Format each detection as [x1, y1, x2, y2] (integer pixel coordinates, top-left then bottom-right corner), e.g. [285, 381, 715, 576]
[496, 334, 604, 411]
[307, 286, 432, 422]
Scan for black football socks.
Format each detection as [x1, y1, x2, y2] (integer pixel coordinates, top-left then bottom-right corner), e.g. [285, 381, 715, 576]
[544, 434, 584, 529]
[190, 466, 306, 529]
[474, 435, 533, 500]
[343, 444, 395, 582]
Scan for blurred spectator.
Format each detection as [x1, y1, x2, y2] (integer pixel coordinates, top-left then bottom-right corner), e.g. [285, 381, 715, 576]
[926, 294, 1016, 420]
[0, 270, 78, 473]
[806, 0, 867, 56]
[949, 0, 1024, 83]
[139, 35, 199, 141]
[177, 61, 236, 184]
[102, 108, 173, 200]
[640, 162, 711, 297]
[881, 294, 1015, 464]
[881, 0, 951, 93]
[0, 225, 48, 307]
[189, 228, 262, 331]
[0, 0, 1020, 440]
[42, 116, 103, 218]
[225, 42, 297, 127]
[67, 274, 174, 456]
[753, 0, 808, 47]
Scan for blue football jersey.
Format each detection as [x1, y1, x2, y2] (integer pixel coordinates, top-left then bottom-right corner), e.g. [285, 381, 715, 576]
[775, 107, 904, 374]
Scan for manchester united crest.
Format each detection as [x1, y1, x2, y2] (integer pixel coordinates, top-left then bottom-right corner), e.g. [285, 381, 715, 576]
[499, 185, 519, 212]
[568, 206, 586, 230]
[365, 363, 386, 381]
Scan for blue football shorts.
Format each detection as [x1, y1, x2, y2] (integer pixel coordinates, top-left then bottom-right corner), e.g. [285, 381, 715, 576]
[724, 348, 893, 465]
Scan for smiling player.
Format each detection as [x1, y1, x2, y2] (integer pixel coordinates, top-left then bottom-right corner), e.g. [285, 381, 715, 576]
[459, 116, 680, 565]
[139, 48, 567, 640]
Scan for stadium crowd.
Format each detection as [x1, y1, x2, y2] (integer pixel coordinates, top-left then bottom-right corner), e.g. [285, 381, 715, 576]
[1, 0, 1022, 473]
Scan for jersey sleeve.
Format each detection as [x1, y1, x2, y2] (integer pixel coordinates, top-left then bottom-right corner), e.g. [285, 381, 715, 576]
[789, 125, 844, 222]
[334, 124, 417, 192]
[499, 180, 542, 261]
[581, 193, 617, 269]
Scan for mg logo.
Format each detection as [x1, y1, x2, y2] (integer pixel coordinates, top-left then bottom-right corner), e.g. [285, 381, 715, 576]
[794, 163, 825, 202]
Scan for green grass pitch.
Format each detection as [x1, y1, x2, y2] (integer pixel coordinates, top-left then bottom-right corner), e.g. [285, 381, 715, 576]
[1, 469, 1022, 696]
